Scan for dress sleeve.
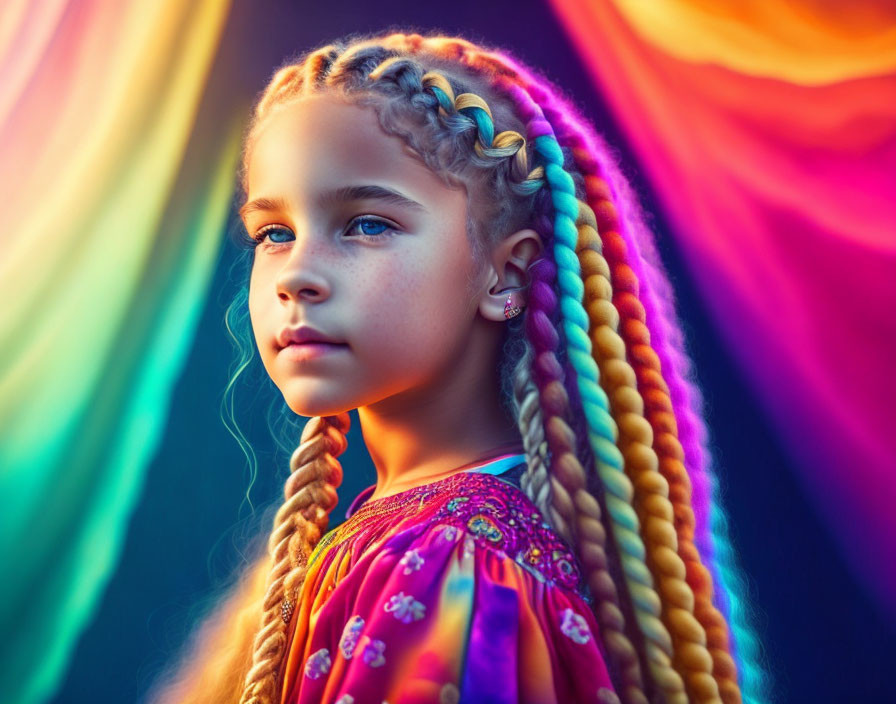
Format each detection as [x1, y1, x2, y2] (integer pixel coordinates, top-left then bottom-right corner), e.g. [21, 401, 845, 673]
[292, 518, 621, 704]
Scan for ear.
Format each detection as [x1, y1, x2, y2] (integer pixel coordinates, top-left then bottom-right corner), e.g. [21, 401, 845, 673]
[478, 227, 543, 322]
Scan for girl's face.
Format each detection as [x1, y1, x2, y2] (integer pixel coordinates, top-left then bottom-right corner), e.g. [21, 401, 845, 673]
[244, 93, 487, 417]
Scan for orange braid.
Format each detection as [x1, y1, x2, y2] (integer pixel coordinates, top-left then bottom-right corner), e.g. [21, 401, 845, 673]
[581, 171, 741, 704]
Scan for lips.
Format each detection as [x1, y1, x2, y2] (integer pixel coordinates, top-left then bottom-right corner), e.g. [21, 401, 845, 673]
[277, 325, 345, 349]
[278, 339, 347, 362]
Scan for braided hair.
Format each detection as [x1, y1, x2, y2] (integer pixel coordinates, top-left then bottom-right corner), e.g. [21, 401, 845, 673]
[148, 29, 766, 704]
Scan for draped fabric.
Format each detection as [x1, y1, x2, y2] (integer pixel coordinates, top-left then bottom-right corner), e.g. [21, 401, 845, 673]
[547, 0, 896, 621]
[0, 2, 239, 703]
[280, 462, 618, 704]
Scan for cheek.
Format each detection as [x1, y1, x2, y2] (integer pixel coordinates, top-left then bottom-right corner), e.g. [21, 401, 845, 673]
[351, 246, 474, 363]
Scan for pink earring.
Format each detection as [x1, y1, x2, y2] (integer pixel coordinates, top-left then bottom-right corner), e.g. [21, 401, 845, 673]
[503, 293, 524, 320]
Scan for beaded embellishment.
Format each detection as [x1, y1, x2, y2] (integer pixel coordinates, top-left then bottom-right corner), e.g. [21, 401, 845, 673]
[431, 474, 583, 592]
[309, 470, 585, 595]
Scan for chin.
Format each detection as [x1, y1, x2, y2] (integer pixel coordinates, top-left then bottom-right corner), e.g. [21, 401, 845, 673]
[279, 383, 358, 418]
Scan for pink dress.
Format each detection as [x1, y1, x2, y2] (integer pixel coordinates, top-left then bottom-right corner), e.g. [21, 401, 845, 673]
[279, 452, 620, 704]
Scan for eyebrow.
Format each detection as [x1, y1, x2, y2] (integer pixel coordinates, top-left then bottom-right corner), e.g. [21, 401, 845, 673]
[238, 184, 428, 221]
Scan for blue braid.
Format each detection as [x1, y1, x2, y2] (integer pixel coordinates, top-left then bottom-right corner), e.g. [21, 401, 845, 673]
[533, 133, 679, 660]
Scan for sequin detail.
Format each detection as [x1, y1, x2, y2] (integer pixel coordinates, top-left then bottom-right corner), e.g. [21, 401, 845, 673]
[559, 607, 592, 644]
[467, 514, 503, 542]
[431, 478, 584, 592]
[339, 615, 365, 659]
[308, 470, 584, 597]
[304, 647, 331, 679]
[384, 591, 426, 623]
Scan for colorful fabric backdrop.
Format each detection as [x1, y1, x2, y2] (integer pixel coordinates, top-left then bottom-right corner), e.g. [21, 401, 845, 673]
[0, 2, 240, 703]
[548, 0, 896, 621]
[1, 2, 893, 703]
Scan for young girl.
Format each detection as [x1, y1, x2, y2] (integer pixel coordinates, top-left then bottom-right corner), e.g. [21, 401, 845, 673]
[149, 29, 764, 704]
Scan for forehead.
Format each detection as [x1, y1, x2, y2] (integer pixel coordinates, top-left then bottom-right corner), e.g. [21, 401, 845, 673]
[246, 93, 455, 204]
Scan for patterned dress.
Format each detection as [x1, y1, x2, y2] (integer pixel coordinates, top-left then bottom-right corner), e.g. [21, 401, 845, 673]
[278, 453, 620, 704]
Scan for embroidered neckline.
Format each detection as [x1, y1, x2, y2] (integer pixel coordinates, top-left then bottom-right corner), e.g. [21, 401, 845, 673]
[346, 452, 526, 519]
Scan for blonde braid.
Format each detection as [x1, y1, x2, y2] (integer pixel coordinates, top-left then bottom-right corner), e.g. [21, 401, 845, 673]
[238, 413, 350, 704]
[509, 338, 650, 704]
[575, 198, 722, 702]
[511, 341, 552, 519]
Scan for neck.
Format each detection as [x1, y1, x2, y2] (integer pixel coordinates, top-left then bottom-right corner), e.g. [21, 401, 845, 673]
[356, 335, 523, 502]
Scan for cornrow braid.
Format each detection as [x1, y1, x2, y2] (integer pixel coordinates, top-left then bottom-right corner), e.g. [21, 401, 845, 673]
[238, 413, 350, 704]
[367, 57, 547, 197]
[415, 71, 545, 194]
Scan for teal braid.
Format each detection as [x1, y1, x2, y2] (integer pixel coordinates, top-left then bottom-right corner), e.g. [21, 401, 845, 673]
[532, 135, 678, 662]
[430, 76, 673, 661]
[427, 84, 454, 113]
[360, 52, 681, 697]
[459, 103, 494, 146]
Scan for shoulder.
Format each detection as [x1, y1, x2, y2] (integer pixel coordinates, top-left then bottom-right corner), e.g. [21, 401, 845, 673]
[389, 471, 586, 596]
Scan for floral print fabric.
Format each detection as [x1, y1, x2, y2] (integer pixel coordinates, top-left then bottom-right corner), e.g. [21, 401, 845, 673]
[279, 467, 619, 703]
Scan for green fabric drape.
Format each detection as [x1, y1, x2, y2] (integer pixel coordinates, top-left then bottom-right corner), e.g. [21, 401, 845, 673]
[0, 2, 239, 702]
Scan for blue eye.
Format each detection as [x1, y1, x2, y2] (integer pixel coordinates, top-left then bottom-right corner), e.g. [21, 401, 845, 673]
[251, 217, 397, 249]
[252, 225, 293, 245]
[346, 217, 396, 239]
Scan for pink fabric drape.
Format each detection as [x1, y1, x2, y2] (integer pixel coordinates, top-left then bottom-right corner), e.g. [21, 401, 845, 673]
[547, 0, 896, 621]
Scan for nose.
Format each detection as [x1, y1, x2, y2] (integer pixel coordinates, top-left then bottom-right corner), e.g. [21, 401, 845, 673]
[274, 236, 332, 303]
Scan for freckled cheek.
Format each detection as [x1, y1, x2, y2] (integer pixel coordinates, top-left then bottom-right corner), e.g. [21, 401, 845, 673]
[349, 257, 468, 361]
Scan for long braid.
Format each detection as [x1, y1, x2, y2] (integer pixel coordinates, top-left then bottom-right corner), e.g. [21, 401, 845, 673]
[418, 37, 747, 703]
[354, 39, 650, 703]
[435, 71, 655, 702]
[426, 45, 696, 702]
[538, 135, 699, 704]
[233, 31, 757, 704]
[520, 63, 736, 620]
[587, 153, 766, 701]
[512, 332, 657, 704]
[424, 38, 723, 701]
[580, 179, 741, 704]
[510, 340, 552, 518]
[238, 413, 350, 704]
[529, 254, 651, 704]
[575, 195, 735, 702]
[532, 88, 727, 704]
[519, 75, 745, 701]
